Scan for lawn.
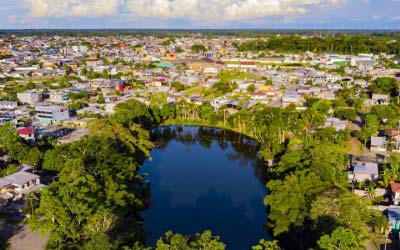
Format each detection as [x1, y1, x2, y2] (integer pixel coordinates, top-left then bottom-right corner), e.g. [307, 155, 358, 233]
[218, 71, 261, 82]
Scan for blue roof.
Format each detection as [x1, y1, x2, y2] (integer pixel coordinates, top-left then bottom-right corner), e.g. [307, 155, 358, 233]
[388, 208, 400, 226]
[111, 79, 126, 83]
[67, 88, 86, 92]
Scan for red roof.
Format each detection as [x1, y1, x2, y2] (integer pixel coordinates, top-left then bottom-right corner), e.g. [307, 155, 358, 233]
[240, 61, 256, 65]
[17, 127, 34, 136]
[391, 182, 400, 193]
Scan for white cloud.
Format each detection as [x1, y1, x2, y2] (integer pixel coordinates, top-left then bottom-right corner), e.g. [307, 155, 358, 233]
[24, 0, 344, 20]
[25, 0, 122, 17]
[126, 0, 344, 20]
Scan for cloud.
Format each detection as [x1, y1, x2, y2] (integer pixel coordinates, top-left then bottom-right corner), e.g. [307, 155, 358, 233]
[25, 0, 122, 17]
[24, 0, 344, 20]
[126, 0, 344, 20]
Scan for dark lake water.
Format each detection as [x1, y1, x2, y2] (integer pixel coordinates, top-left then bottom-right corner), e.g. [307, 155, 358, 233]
[139, 126, 270, 249]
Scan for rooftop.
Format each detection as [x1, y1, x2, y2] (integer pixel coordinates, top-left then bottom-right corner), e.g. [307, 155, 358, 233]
[4, 172, 39, 186]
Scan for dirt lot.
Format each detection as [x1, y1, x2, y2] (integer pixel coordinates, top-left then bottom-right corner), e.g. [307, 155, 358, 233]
[8, 224, 48, 250]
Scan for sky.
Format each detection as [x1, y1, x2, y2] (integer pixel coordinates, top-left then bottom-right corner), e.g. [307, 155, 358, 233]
[0, 0, 399, 29]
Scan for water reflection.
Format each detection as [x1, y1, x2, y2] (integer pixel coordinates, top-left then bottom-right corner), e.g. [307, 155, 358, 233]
[140, 126, 270, 250]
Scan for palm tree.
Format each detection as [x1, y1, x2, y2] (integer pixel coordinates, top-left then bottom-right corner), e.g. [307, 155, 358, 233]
[388, 156, 400, 181]
[381, 167, 392, 187]
[365, 182, 377, 198]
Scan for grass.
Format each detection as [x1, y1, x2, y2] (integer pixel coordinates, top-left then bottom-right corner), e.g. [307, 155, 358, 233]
[339, 137, 363, 156]
[218, 72, 261, 82]
[184, 86, 206, 96]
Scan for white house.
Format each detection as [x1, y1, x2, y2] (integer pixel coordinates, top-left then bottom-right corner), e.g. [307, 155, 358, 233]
[391, 182, 400, 205]
[0, 101, 17, 110]
[370, 136, 387, 152]
[282, 94, 303, 107]
[17, 90, 42, 104]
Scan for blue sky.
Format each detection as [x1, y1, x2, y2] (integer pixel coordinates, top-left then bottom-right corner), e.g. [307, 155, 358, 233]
[0, 0, 399, 29]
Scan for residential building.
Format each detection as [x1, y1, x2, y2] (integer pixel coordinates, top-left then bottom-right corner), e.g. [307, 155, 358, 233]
[391, 182, 400, 205]
[0, 101, 17, 110]
[49, 90, 69, 103]
[370, 136, 387, 152]
[0, 165, 44, 203]
[16, 127, 35, 141]
[348, 161, 379, 182]
[387, 207, 400, 231]
[17, 90, 42, 104]
[35, 105, 70, 124]
[282, 94, 303, 107]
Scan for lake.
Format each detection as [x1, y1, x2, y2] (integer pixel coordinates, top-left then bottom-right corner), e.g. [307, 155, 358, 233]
[140, 126, 270, 249]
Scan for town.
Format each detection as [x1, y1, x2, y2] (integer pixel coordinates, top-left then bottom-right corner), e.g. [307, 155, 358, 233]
[0, 32, 400, 249]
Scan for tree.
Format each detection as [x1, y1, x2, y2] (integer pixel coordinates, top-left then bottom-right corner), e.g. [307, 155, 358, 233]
[24, 148, 41, 166]
[264, 170, 329, 235]
[171, 81, 186, 91]
[82, 232, 116, 250]
[191, 45, 207, 53]
[364, 114, 378, 129]
[310, 190, 373, 239]
[247, 84, 256, 93]
[265, 79, 273, 86]
[199, 102, 214, 122]
[369, 77, 398, 96]
[150, 92, 168, 109]
[156, 231, 225, 250]
[318, 227, 363, 250]
[30, 134, 152, 248]
[365, 181, 376, 198]
[252, 239, 281, 250]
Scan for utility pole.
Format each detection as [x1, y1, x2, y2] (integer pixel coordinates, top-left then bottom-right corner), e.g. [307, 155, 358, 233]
[398, 120, 400, 151]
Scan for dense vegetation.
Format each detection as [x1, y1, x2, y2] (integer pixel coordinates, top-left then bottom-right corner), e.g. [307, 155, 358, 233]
[236, 36, 400, 54]
[4, 74, 400, 249]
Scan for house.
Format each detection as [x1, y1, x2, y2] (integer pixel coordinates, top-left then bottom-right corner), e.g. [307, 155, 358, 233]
[390, 182, 400, 205]
[324, 117, 347, 131]
[0, 165, 44, 202]
[0, 101, 17, 110]
[35, 105, 70, 124]
[16, 127, 35, 141]
[370, 136, 387, 152]
[384, 129, 399, 138]
[387, 207, 400, 230]
[348, 161, 379, 182]
[17, 89, 42, 104]
[49, 90, 69, 103]
[85, 58, 100, 68]
[250, 91, 267, 101]
[372, 94, 390, 105]
[282, 94, 303, 107]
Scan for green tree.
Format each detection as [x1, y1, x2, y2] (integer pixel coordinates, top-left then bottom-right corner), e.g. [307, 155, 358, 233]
[156, 230, 225, 250]
[150, 92, 168, 109]
[199, 102, 214, 122]
[191, 45, 207, 53]
[30, 133, 152, 248]
[369, 77, 398, 96]
[264, 170, 329, 235]
[318, 227, 364, 250]
[247, 84, 256, 93]
[252, 239, 281, 250]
